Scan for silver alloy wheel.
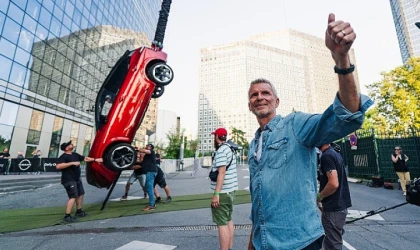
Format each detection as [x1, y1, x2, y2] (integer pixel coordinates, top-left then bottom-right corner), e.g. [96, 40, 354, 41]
[110, 145, 135, 170]
[151, 63, 173, 85]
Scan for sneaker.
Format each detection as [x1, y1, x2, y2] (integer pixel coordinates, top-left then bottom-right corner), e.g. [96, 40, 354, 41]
[120, 195, 128, 201]
[142, 206, 156, 211]
[62, 215, 78, 223]
[403, 192, 406, 196]
[166, 197, 172, 203]
[155, 197, 162, 203]
[75, 210, 88, 217]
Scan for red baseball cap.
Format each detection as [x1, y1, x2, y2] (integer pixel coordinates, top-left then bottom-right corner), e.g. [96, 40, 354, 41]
[211, 128, 228, 136]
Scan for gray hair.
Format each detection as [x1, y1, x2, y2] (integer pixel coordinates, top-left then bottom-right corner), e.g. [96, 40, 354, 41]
[248, 78, 278, 98]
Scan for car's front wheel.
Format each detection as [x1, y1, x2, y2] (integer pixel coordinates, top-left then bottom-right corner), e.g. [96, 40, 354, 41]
[147, 62, 174, 86]
[106, 143, 136, 171]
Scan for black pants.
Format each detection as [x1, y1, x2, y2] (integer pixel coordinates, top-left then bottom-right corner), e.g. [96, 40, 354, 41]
[302, 236, 324, 250]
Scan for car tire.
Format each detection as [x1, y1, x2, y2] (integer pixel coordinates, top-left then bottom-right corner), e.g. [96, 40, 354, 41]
[106, 143, 137, 171]
[152, 85, 165, 98]
[147, 62, 173, 86]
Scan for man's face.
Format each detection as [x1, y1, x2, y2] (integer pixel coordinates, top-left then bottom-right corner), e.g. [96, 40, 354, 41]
[248, 83, 279, 119]
[146, 145, 151, 150]
[67, 144, 74, 151]
[4, 148, 8, 153]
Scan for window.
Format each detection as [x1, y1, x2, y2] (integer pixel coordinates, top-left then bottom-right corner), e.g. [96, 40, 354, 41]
[83, 126, 92, 155]
[0, 124, 14, 149]
[70, 122, 79, 148]
[0, 101, 19, 126]
[27, 129, 41, 144]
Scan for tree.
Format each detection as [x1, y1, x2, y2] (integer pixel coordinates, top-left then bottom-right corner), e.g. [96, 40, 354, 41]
[164, 129, 182, 159]
[230, 127, 249, 155]
[366, 57, 420, 131]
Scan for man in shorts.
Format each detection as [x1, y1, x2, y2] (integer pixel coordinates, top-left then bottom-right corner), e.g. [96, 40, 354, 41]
[154, 166, 172, 203]
[56, 141, 102, 223]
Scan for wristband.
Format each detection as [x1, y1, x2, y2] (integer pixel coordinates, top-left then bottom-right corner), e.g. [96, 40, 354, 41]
[317, 193, 322, 201]
[334, 64, 355, 75]
[214, 192, 220, 196]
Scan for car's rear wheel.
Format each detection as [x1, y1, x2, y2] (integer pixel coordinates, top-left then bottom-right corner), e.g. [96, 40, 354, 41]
[152, 85, 165, 98]
[106, 143, 136, 171]
[147, 62, 173, 86]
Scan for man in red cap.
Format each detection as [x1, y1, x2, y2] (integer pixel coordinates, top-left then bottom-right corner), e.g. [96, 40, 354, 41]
[210, 128, 238, 250]
[56, 141, 103, 223]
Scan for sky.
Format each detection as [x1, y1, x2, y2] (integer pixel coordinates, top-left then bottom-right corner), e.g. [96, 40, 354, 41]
[159, 0, 403, 137]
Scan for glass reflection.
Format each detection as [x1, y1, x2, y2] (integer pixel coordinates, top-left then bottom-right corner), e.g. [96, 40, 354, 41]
[0, 101, 19, 126]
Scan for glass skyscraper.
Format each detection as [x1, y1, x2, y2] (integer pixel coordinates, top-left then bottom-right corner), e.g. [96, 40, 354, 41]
[389, 0, 420, 63]
[0, 0, 161, 158]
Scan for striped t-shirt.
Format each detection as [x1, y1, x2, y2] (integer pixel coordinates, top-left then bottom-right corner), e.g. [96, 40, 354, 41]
[210, 144, 238, 193]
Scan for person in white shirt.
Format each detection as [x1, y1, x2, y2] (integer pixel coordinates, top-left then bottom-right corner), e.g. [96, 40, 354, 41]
[100, 95, 113, 123]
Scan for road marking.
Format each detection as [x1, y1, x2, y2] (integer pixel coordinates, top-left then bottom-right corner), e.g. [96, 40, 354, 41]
[116, 240, 176, 250]
[109, 196, 145, 201]
[242, 168, 249, 171]
[343, 240, 357, 250]
[243, 176, 249, 179]
[244, 186, 249, 190]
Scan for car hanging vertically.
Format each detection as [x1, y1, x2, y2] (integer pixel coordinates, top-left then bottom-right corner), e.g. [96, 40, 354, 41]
[86, 0, 174, 190]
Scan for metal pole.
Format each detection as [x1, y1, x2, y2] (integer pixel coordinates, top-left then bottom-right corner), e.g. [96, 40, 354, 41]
[372, 128, 381, 177]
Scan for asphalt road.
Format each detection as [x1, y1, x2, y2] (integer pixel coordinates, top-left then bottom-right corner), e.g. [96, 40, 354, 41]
[1, 165, 420, 250]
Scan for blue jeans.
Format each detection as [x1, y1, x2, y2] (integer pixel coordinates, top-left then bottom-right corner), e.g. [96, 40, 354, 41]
[146, 172, 157, 207]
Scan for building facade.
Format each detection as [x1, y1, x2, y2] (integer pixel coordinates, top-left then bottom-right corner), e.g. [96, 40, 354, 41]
[0, 0, 161, 158]
[149, 109, 179, 147]
[198, 29, 359, 153]
[390, 0, 420, 63]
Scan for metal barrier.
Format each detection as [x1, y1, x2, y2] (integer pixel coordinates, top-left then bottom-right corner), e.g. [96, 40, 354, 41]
[338, 128, 420, 181]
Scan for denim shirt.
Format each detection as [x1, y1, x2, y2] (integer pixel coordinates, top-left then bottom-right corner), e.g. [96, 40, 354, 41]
[248, 94, 373, 250]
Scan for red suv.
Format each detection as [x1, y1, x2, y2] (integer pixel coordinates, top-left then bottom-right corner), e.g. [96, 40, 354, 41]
[86, 47, 173, 188]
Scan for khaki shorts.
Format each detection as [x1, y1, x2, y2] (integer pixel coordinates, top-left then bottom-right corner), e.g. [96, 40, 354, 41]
[212, 191, 236, 226]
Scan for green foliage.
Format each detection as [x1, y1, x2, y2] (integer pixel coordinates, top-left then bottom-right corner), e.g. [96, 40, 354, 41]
[0, 135, 11, 152]
[164, 129, 182, 159]
[163, 130, 200, 159]
[366, 57, 420, 131]
[230, 127, 249, 155]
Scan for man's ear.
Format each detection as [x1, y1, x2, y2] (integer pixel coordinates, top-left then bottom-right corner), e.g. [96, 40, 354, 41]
[275, 98, 280, 108]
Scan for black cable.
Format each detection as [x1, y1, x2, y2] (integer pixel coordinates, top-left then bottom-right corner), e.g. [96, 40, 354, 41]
[345, 202, 408, 224]
[153, 0, 172, 48]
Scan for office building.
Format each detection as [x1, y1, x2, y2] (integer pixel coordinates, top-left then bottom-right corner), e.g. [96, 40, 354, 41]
[389, 0, 420, 63]
[0, 0, 161, 157]
[198, 29, 359, 152]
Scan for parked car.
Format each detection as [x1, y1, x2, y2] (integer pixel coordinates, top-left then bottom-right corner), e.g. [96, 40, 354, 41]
[86, 47, 173, 188]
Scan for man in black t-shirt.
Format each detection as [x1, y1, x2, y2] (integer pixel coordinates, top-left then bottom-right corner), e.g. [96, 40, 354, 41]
[156, 150, 162, 167]
[317, 143, 352, 250]
[0, 148, 11, 175]
[56, 141, 103, 223]
[139, 144, 158, 211]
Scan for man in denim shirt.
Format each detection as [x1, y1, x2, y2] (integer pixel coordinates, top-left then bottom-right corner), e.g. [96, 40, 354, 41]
[247, 13, 373, 250]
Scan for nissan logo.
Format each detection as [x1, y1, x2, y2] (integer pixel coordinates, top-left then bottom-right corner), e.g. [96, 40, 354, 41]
[18, 159, 32, 171]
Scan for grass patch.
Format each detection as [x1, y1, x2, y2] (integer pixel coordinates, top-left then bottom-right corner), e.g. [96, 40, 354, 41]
[0, 191, 250, 233]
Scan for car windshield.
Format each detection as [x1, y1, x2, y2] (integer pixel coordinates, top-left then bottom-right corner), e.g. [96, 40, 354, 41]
[95, 50, 133, 131]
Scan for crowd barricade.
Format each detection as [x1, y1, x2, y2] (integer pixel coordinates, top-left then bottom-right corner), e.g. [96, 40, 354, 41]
[0, 158, 9, 173]
[41, 158, 60, 172]
[9, 158, 40, 173]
